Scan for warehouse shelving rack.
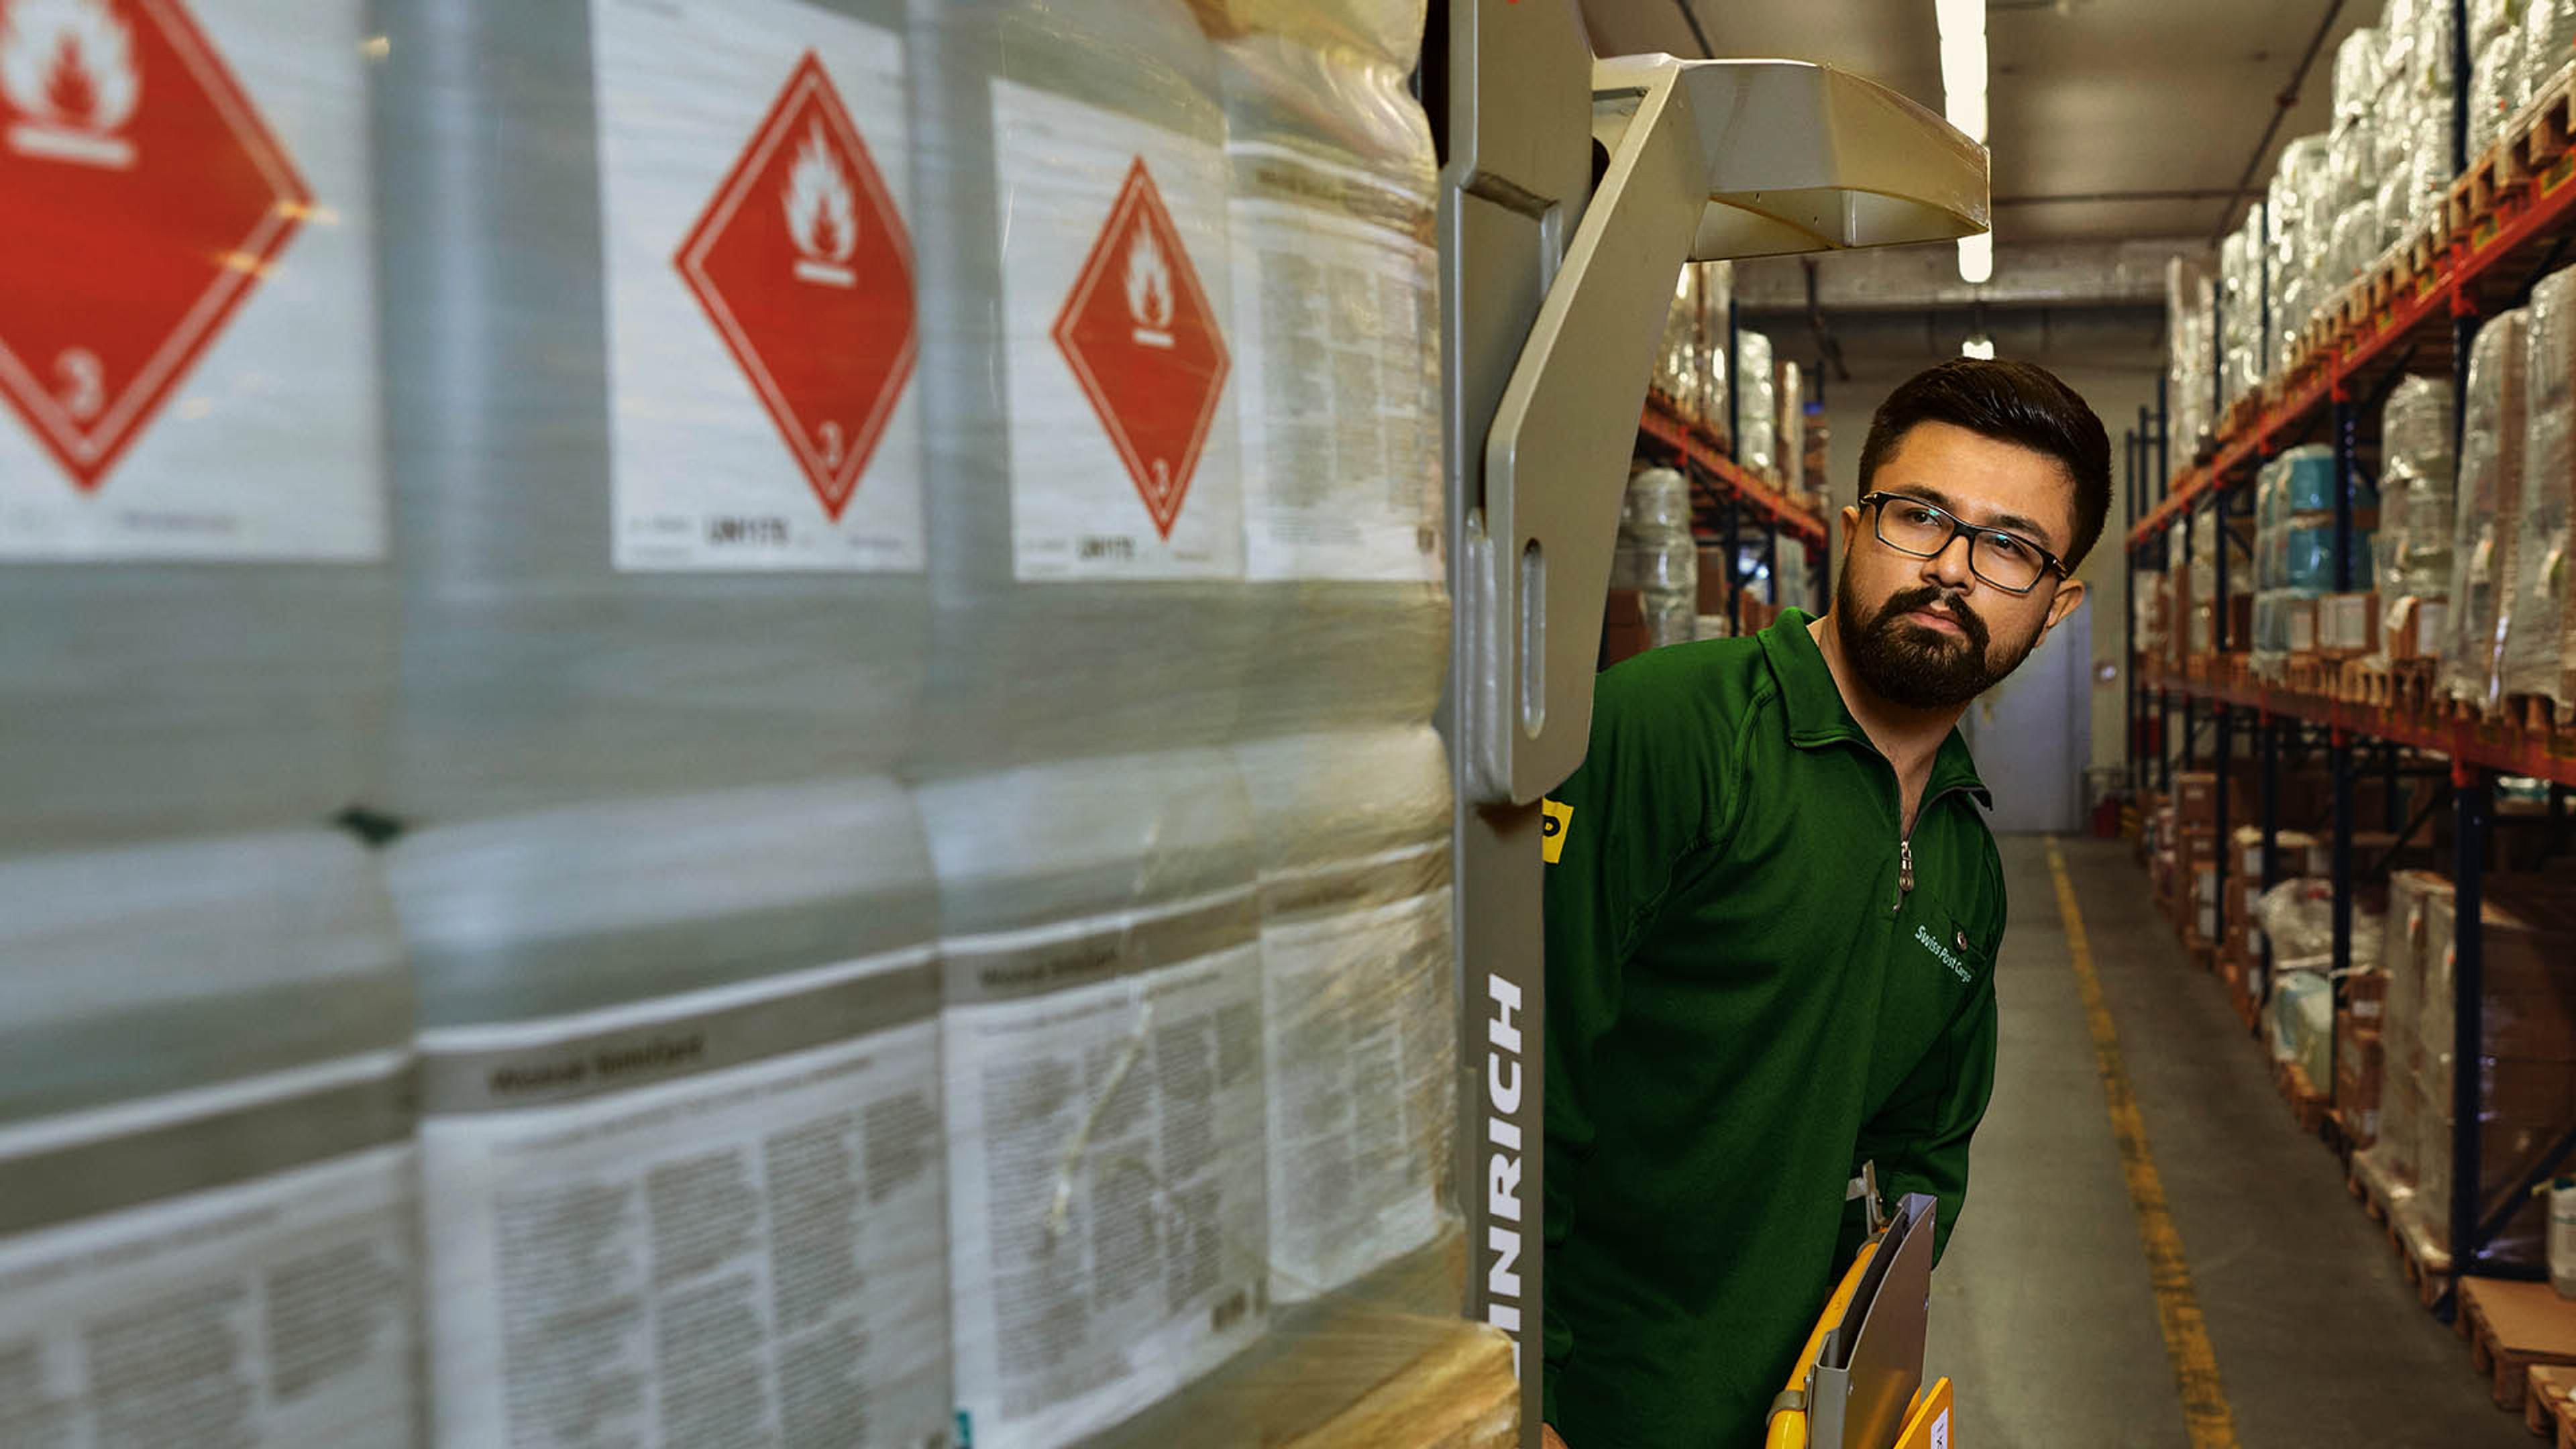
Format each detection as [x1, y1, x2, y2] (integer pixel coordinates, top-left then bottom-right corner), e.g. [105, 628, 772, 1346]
[2123, 0, 2576, 1315]
[1636, 392, 1833, 619]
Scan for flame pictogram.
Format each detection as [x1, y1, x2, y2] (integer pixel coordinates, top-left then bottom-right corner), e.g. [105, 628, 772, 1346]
[782, 121, 856, 288]
[1, 0, 138, 168]
[1124, 228, 1173, 348]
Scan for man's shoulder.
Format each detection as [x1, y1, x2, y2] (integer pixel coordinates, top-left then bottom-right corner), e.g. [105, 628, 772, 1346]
[1593, 636, 1779, 728]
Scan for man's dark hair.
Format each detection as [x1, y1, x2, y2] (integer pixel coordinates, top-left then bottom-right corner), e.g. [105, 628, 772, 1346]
[1856, 359, 2113, 570]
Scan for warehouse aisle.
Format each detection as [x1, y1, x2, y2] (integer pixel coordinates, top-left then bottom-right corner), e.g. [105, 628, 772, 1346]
[1927, 837, 2517, 1448]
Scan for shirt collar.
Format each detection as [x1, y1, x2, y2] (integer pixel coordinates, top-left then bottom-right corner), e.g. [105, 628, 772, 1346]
[1756, 608, 1991, 807]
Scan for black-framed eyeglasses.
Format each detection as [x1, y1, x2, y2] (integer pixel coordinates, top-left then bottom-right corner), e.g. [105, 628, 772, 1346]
[1860, 492, 2068, 596]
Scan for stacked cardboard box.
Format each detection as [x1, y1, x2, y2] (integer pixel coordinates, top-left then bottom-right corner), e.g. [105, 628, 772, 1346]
[2367, 869, 2576, 1267]
[2175, 771, 2248, 949]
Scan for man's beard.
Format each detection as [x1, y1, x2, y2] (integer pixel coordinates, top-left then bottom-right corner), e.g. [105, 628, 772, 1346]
[1837, 573, 2043, 710]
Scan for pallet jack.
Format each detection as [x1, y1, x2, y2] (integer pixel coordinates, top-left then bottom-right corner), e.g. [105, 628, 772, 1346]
[1764, 1177, 1953, 1449]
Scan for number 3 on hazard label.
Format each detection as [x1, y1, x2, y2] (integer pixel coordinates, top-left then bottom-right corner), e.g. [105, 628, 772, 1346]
[56, 350, 104, 423]
[1539, 799, 1572, 865]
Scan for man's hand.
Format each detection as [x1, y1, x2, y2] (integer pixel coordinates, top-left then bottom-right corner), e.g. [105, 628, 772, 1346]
[1542, 1426, 1570, 1449]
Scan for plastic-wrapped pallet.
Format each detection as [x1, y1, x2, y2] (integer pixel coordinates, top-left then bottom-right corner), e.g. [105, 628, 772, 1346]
[2336, 25, 2388, 131]
[0, 0, 390, 856]
[2329, 117, 2378, 217]
[2509, 266, 2575, 710]
[2328, 201, 2381, 293]
[2169, 256, 2216, 451]
[0, 835, 421, 1447]
[1236, 727, 1453, 1305]
[1701, 261, 1734, 451]
[1658, 265, 1705, 424]
[2382, 377, 2459, 652]
[1736, 329, 1779, 480]
[2531, 0, 2576, 105]
[919, 756, 1268, 1448]
[1615, 466, 1699, 649]
[2392, 0, 2461, 231]
[1780, 360, 1807, 500]
[2446, 307, 2532, 707]
[2411, 877, 2576, 1267]
[2473, 28, 2524, 156]
[2370, 869, 2450, 1187]
[2375, 170, 2412, 253]
[374, 6, 957, 1444]
[1215, 0, 1449, 734]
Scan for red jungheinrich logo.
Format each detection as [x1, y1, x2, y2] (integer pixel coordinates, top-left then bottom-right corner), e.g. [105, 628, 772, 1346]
[675, 50, 915, 523]
[0, 0, 309, 491]
[1052, 158, 1228, 541]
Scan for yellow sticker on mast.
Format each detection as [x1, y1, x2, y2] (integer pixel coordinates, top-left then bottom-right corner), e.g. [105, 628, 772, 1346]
[1539, 798, 1572, 863]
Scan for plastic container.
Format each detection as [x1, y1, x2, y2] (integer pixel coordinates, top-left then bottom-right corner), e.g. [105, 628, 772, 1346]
[918, 750, 1269, 1449]
[0, 830, 419, 1447]
[1215, 0, 1448, 739]
[394, 781, 951, 1449]
[372, 0, 929, 824]
[1236, 724, 1454, 1305]
[0, 1, 390, 855]
[1736, 329, 1778, 478]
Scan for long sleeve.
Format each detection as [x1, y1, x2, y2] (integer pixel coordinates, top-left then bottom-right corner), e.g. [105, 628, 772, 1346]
[1839, 973, 2000, 1270]
[1538, 659, 1729, 1422]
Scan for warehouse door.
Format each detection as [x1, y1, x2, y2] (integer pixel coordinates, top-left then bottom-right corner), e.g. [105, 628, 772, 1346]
[1963, 599, 2090, 834]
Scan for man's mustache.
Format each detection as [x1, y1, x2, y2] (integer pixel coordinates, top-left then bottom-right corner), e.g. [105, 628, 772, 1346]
[1873, 586, 1990, 652]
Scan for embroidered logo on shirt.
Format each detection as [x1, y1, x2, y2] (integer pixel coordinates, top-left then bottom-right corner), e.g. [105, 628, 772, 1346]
[1540, 799, 1572, 863]
[1915, 924, 1973, 983]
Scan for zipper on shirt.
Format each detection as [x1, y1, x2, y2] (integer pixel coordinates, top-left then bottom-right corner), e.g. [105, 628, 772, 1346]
[1892, 785, 1976, 915]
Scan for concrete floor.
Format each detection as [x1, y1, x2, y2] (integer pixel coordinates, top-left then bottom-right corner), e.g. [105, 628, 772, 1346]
[1925, 837, 2522, 1449]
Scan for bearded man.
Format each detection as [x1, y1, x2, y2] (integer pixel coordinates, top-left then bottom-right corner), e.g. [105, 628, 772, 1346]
[1538, 359, 2106, 1449]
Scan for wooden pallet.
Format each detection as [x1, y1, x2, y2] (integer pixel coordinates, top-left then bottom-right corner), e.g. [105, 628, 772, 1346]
[2460, 1277, 2576, 1413]
[2450, 134, 2514, 245]
[2272, 1057, 2330, 1136]
[2286, 653, 2339, 699]
[2351, 1150, 2457, 1309]
[2512, 62, 2576, 184]
[2220, 391, 2264, 442]
[2511, 692, 2576, 735]
[2341, 655, 2391, 708]
[2527, 1363, 2576, 1446]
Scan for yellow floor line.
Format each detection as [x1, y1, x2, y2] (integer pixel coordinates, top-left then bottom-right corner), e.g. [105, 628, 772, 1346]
[2045, 837, 2241, 1449]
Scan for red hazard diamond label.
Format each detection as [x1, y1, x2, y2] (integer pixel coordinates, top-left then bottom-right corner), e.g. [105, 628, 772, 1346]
[0, 0, 310, 492]
[675, 50, 915, 523]
[1053, 157, 1230, 541]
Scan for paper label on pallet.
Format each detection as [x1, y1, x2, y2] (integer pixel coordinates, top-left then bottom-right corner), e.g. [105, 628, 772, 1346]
[1262, 872, 1451, 1301]
[994, 83, 1244, 582]
[593, 0, 925, 573]
[417, 949, 951, 1449]
[1226, 144, 1442, 583]
[943, 908, 1267, 1448]
[0, 1058, 418, 1448]
[0, 0, 383, 562]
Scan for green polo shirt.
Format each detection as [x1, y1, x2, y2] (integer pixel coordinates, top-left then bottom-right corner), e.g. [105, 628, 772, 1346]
[1541, 608, 2003, 1448]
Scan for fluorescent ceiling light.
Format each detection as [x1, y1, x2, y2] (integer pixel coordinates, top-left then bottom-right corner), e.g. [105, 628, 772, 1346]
[1961, 333, 1996, 359]
[1934, 0, 1985, 39]
[1957, 231, 1993, 285]
[1943, 89, 1987, 144]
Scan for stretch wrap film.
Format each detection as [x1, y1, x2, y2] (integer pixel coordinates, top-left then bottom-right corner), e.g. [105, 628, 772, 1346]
[1701, 260, 1735, 451]
[375, 5, 955, 1444]
[2530, 0, 2576, 103]
[1780, 361, 1807, 502]
[2336, 25, 2389, 131]
[2475, 29, 2525, 156]
[913, 2, 1470, 1445]
[0, 0, 390, 856]
[2447, 307, 2532, 706]
[1616, 468, 1698, 649]
[2383, 376, 2461, 643]
[2169, 256, 2216, 451]
[2365, 869, 2576, 1271]
[1736, 329, 1779, 480]
[2511, 267, 2576, 709]
[1658, 264, 1705, 425]
[0, 831, 420, 1448]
